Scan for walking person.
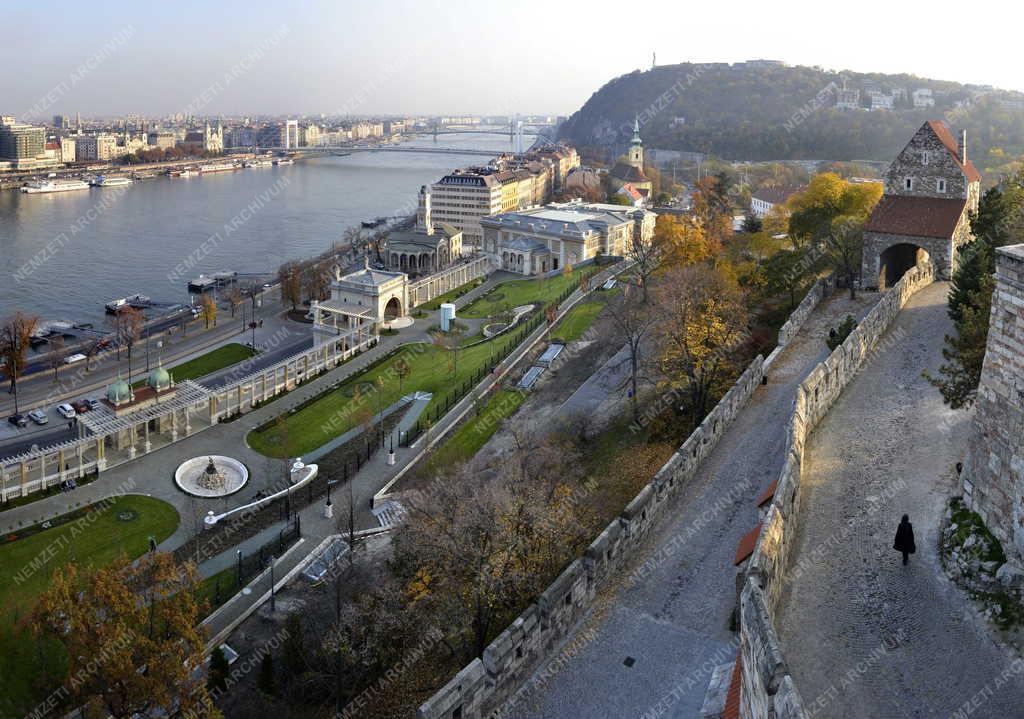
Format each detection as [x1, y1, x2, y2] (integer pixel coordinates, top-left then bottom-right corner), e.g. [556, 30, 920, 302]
[894, 514, 916, 565]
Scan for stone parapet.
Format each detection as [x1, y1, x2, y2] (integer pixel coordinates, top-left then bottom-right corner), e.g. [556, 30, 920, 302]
[738, 261, 935, 719]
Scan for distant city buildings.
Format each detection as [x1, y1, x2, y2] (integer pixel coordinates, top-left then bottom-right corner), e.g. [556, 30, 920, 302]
[0, 116, 57, 170]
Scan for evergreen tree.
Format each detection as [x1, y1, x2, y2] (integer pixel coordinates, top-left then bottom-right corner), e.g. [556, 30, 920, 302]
[929, 171, 1024, 407]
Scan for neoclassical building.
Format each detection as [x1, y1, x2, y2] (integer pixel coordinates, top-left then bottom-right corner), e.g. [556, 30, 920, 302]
[480, 200, 656, 275]
[384, 187, 464, 276]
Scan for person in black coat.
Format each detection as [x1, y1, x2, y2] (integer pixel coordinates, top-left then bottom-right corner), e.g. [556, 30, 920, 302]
[894, 515, 916, 565]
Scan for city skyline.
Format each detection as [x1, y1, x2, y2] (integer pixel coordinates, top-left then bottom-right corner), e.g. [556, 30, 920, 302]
[3, 0, 1023, 119]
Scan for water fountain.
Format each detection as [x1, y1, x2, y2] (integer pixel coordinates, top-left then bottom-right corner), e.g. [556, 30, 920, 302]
[174, 455, 249, 497]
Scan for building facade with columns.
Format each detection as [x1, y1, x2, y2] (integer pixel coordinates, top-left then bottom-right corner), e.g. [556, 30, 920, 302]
[480, 200, 655, 275]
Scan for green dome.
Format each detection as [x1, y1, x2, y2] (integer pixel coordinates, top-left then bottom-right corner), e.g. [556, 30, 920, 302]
[148, 366, 171, 391]
[106, 378, 132, 405]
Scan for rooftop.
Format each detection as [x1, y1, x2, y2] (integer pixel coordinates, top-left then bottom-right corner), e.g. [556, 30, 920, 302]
[864, 195, 968, 239]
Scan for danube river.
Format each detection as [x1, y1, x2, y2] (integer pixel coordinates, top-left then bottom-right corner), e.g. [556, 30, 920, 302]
[0, 133, 530, 326]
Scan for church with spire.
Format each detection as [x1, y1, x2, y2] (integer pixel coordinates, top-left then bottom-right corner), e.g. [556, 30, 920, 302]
[609, 116, 653, 202]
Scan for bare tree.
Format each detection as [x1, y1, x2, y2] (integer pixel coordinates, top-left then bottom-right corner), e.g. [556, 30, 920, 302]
[278, 261, 302, 310]
[225, 286, 244, 318]
[0, 312, 38, 412]
[605, 286, 658, 422]
[48, 335, 65, 382]
[628, 222, 665, 303]
[115, 307, 144, 382]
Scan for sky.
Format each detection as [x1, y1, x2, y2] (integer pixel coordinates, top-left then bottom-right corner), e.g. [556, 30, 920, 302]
[3, 0, 1022, 120]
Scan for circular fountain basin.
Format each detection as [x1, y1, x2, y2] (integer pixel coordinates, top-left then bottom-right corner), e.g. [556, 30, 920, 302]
[174, 455, 249, 498]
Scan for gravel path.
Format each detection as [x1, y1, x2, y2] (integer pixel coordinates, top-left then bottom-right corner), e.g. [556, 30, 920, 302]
[512, 290, 878, 719]
[777, 281, 1024, 718]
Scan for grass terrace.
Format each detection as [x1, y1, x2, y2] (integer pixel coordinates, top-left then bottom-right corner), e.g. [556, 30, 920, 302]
[133, 342, 256, 387]
[0, 495, 180, 717]
[459, 266, 592, 318]
[418, 277, 486, 311]
[425, 389, 526, 474]
[248, 336, 522, 458]
[550, 299, 605, 343]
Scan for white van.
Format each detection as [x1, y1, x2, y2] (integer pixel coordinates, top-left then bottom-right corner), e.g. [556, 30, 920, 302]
[64, 353, 87, 365]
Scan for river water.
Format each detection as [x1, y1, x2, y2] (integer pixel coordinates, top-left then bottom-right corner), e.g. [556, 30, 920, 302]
[0, 133, 529, 327]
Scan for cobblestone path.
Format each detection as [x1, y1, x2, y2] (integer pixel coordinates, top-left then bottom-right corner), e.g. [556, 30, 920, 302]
[514, 291, 878, 719]
[777, 282, 1024, 718]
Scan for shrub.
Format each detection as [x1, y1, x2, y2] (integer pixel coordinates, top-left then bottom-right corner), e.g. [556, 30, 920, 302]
[826, 314, 857, 351]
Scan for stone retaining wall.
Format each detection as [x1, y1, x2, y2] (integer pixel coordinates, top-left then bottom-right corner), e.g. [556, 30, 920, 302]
[417, 357, 766, 719]
[738, 262, 935, 719]
[776, 275, 833, 349]
[417, 266, 842, 719]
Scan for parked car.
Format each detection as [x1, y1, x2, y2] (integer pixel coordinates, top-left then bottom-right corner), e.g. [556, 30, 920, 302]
[85, 398, 101, 411]
[8, 413, 27, 428]
[63, 353, 87, 365]
[70, 400, 90, 414]
[56, 403, 76, 419]
[27, 409, 48, 425]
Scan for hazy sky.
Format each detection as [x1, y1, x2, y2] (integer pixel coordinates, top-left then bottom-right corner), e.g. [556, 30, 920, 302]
[3, 0, 1021, 119]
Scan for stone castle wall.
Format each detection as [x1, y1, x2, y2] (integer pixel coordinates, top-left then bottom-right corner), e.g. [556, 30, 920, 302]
[738, 261, 935, 719]
[962, 245, 1024, 559]
[417, 273, 838, 719]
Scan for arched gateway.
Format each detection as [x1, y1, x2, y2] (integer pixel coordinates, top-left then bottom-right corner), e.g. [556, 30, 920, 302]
[860, 120, 981, 290]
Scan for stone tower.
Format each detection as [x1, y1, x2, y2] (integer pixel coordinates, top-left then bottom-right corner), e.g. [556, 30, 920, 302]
[417, 185, 434, 236]
[628, 116, 643, 170]
[962, 244, 1024, 559]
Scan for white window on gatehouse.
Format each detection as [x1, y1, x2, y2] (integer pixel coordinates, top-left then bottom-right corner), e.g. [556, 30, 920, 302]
[905, 177, 913, 191]
[937, 179, 947, 193]
[922, 150, 930, 165]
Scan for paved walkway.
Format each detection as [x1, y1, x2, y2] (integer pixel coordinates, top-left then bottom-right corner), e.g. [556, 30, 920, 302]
[777, 282, 1024, 718]
[514, 291, 879, 718]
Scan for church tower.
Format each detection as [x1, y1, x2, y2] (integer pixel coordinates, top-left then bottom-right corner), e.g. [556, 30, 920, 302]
[628, 116, 644, 170]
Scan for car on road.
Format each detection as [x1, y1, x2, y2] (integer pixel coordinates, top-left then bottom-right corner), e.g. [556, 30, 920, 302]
[63, 353, 87, 365]
[27, 409, 48, 425]
[85, 398, 101, 411]
[8, 413, 28, 428]
[56, 403, 76, 419]
[71, 399, 91, 414]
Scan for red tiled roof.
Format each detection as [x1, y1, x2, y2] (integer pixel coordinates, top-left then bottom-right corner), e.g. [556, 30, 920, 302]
[724, 651, 742, 719]
[733, 522, 763, 566]
[864, 194, 967, 239]
[756, 479, 778, 508]
[927, 120, 981, 183]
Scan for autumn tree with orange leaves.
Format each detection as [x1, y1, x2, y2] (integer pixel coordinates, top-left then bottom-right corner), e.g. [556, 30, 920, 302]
[30, 553, 218, 719]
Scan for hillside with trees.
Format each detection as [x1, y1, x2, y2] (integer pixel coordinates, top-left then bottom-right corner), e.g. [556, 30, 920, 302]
[559, 62, 1024, 176]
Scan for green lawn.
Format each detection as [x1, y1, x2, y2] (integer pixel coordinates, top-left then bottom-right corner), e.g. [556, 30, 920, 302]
[419, 278, 486, 311]
[551, 299, 605, 343]
[426, 389, 526, 473]
[248, 338, 512, 458]
[460, 267, 589, 318]
[0, 495, 180, 717]
[134, 342, 255, 387]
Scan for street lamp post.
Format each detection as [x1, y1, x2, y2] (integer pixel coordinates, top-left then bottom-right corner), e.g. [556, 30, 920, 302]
[268, 555, 276, 613]
[236, 549, 242, 587]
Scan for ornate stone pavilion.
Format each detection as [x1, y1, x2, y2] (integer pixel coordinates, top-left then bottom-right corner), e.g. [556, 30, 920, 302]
[310, 259, 407, 346]
[384, 186, 464, 276]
